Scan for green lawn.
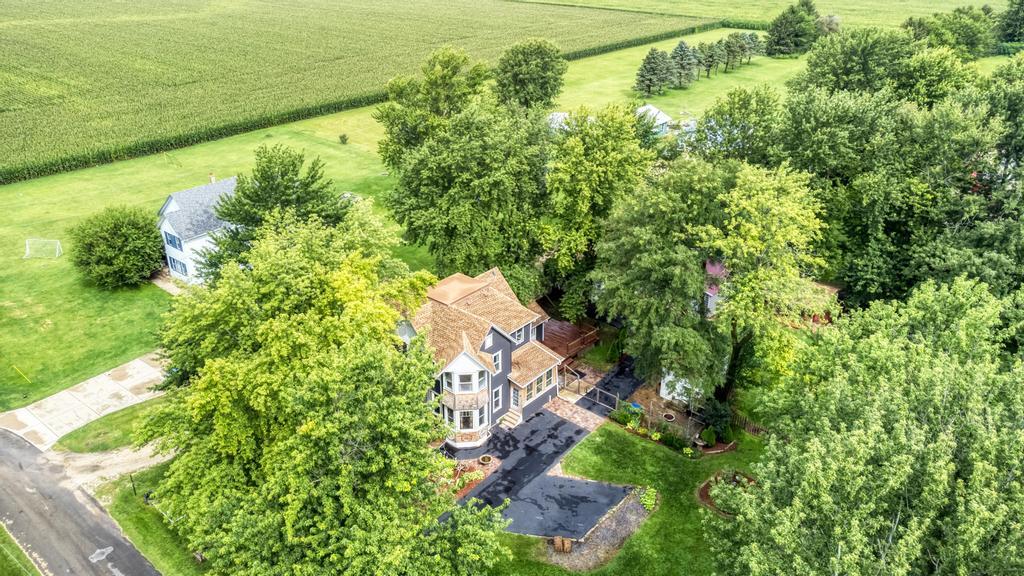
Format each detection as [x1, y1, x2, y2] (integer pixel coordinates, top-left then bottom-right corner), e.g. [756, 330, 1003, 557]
[0, 525, 38, 576]
[54, 396, 167, 453]
[558, 27, 808, 120]
[514, 0, 1008, 28]
[494, 424, 764, 575]
[0, 0, 707, 183]
[99, 463, 209, 576]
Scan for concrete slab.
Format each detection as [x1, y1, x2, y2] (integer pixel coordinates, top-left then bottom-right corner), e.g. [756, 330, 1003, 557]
[0, 353, 165, 450]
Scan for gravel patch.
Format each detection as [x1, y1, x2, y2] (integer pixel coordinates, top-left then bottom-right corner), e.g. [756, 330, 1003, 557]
[544, 492, 650, 571]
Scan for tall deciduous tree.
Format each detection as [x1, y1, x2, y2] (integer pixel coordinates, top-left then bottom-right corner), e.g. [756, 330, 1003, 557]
[793, 27, 916, 94]
[707, 277, 1024, 576]
[494, 38, 568, 109]
[690, 85, 782, 166]
[201, 144, 348, 280]
[1002, 0, 1024, 41]
[145, 213, 510, 575]
[541, 105, 651, 320]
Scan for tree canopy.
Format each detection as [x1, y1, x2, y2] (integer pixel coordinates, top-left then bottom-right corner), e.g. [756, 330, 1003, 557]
[708, 277, 1024, 575]
[201, 144, 349, 280]
[494, 38, 568, 109]
[144, 213, 509, 575]
[68, 205, 164, 289]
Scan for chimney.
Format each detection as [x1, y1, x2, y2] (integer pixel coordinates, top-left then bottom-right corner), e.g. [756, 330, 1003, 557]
[208, 172, 216, 184]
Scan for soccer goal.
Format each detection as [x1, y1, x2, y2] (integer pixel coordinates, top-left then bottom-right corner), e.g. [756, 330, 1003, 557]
[23, 238, 63, 259]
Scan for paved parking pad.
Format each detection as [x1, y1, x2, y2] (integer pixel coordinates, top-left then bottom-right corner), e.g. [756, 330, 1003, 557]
[456, 409, 630, 539]
[0, 354, 164, 450]
[576, 359, 644, 417]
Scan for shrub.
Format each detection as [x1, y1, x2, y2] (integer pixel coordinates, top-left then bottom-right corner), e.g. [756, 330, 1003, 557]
[68, 206, 164, 289]
[338, 133, 349, 144]
[608, 408, 632, 425]
[700, 427, 718, 446]
[660, 432, 688, 451]
[639, 487, 658, 511]
[637, 427, 648, 437]
[650, 431, 661, 442]
[703, 398, 733, 438]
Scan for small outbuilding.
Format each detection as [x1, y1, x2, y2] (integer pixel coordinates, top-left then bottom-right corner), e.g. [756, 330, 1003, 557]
[636, 104, 672, 136]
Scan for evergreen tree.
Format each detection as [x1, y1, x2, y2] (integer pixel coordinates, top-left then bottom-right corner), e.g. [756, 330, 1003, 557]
[669, 40, 698, 88]
[698, 42, 716, 78]
[1003, 0, 1024, 41]
[766, 4, 820, 55]
[634, 47, 674, 96]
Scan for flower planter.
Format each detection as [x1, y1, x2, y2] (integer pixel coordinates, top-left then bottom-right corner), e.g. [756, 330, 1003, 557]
[662, 412, 676, 422]
[478, 454, 493, 465]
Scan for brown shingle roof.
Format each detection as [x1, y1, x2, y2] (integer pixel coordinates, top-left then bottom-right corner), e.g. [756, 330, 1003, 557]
[509, 341, 562, 385]
[413, 268, 545, 371]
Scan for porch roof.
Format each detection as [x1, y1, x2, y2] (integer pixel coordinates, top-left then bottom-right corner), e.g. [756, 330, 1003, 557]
[508, 341, 562, 385]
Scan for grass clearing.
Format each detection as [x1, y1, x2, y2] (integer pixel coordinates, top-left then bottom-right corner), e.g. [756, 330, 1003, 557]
[99, 463, 209, 576]
[0, 525, 38, 576]
[514, 0, 1007, 28]
[557, 27, 807, 121]
[494, 424, 763, 575]
[55, 396, 168, 453]
[0, 0, 709, 183]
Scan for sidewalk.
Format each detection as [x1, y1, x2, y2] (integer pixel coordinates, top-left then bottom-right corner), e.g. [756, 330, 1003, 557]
[0, 353, 165, 450]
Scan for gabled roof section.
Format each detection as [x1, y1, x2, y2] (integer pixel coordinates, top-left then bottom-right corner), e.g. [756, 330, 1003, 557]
[413, 268, 542, 370]
[158, 177, 237, 240]
[509, 341, 562, 385]
[637, 104, 672, 126]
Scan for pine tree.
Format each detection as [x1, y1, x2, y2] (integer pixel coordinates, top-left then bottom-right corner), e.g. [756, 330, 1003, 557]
[634, 48, 673, 96]
[766, 4, 819, 55]
[669, 40, 697, 87]
[1003, 0, 1024, 41]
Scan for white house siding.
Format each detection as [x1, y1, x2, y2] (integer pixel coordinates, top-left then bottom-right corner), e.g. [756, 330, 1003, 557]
[159, 219, 211, 284]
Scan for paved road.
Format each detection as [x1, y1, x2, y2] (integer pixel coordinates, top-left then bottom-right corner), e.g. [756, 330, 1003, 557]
[455, 410, 629, 539]
[0, 430, 160, 576]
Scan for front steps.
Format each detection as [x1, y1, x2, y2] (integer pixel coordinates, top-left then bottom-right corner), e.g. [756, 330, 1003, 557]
[499, 409, 522, 429]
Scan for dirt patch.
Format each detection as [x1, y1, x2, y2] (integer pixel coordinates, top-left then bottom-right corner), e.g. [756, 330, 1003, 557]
[107, 366, 130, 382]
[47, 445, 172, 496]
[544, 492, 650, 571]
[455, 456, 501, 500]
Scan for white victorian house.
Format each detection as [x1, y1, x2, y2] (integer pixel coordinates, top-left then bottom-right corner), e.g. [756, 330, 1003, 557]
[157, 176, 236, 283]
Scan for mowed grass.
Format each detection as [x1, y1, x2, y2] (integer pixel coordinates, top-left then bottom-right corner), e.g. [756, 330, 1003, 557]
[494, 424, 764, 576]
[55, 396, 167, 453]
[0, 0, 708, 182]
[99, 463, 209, 576]
[557, 27, 808, 121]
[514, 0, 1008, 27]
[0, 525, 39, 576]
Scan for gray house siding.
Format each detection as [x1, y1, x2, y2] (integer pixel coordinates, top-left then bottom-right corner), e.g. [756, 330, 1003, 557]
[522, 386, 557, 419]
[480, 328, 513, 423]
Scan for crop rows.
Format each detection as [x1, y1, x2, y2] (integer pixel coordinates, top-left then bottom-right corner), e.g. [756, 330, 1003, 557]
[0, 0, 710, 184]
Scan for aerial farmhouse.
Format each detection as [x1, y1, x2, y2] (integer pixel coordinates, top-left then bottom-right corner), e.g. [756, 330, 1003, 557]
[156, 176, 235, 283]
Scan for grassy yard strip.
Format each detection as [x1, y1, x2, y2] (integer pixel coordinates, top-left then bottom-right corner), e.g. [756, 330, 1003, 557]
[55, 396, 168, 453]
[0, 525, 39, 576]
[99, 463, 208, 576]
[494, 424, 764, 575]
[513, 0, 1008, 28]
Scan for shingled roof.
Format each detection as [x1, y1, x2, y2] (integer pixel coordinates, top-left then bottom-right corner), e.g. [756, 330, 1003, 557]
[158, 177, 236, 240]
[412, 268, 543, 370]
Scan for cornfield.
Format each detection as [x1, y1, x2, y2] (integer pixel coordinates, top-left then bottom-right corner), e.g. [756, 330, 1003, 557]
[0, 0, 710, 184]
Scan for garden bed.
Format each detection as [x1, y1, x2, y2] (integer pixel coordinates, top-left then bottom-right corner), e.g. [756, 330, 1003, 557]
[454, 456, 501, 500]
[696, 470, 755, 518]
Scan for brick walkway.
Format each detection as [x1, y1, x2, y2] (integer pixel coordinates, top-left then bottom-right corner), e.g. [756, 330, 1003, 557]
[545, 396, 605, 432]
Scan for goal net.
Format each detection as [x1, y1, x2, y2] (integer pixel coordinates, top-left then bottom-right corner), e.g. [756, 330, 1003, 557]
[23, 238, 63, 259]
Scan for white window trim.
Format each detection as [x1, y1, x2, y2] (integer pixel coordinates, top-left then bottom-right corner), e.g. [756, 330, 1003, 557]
[457, 373, 475, 393]
[485, 333, 493, 348]
[511, 326, 526, 343]
[457, 408, 488, 431]
[492, 352, 502, 373]
[492, 387, 502, 411]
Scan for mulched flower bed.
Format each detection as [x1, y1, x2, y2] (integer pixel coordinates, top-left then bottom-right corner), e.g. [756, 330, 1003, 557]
[700, 440, 737, 455]
[696, 470, 755, 518]
[454, 456, 501, 499]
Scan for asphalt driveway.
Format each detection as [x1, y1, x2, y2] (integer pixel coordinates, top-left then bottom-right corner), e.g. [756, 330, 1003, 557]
[576, 359, 644, 417]
[0, 429, 159, 575]
[455, 409, 629, 539]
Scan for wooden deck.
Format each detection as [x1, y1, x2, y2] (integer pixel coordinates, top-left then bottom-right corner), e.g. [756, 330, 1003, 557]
[541, 318, 599, 359]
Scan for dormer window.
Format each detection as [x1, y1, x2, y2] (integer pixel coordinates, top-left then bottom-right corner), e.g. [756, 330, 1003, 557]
[485, 333, 493, 348]
[511, 326, 525, 343]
